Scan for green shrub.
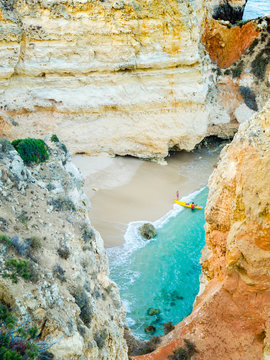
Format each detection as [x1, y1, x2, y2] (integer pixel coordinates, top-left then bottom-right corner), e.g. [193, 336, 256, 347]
[0, 303, 54, 360]
[50, 134, 59, 143]
[17, 211, 29, 228]
[0, 304, 16, 329]
[0, 234, 12, 247]
[59, 143, 68, 154]
[3, 259, 30, 284]
[12, 138, 49, 165]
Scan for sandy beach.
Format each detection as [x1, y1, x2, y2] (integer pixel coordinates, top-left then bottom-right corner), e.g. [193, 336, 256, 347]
[73, 149, 220, 248]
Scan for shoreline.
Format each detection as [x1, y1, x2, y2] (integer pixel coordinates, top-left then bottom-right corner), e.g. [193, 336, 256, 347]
[73, 149, 220, 248]
[107, 186, 207, 270]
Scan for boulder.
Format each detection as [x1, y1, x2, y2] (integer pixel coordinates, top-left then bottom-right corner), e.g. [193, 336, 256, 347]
[139, 223, 157, 240]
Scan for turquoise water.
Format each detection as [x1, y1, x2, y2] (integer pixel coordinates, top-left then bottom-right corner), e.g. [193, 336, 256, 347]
[243, 1, 270, 20]
[108, 187, 208, 339]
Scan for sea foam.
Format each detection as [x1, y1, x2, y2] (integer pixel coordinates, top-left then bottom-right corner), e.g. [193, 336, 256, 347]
[107, 187, 205, 268]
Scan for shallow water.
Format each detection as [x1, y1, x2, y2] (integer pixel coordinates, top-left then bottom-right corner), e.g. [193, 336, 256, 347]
[73, 148, 220, 248]
[243, 0, 270, 20]
[108, 187, 208, 339]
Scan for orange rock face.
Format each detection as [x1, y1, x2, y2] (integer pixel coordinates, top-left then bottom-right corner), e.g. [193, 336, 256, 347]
[132, 102, 270, 359]
[202, 18, 259, 68]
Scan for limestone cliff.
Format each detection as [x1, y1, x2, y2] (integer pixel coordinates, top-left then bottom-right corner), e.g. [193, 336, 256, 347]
[202, 16, 270, 128]
[132, 101, 270, 359]
[0, 138, 128, 359]
[1, 0, 265, 159]
[0, 0, 209, 159]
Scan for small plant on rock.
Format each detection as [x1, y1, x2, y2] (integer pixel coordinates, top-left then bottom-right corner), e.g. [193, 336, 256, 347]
[53, 264, 66, 283]
[50, 134, 59, 143]
[50, 197, 76, 212]
[17, 210, 29, 229]
[82, 226, 95, 243]
[57, 242, 70, 260]
[132, 336, 161, 356]
[168, 339, 198, 360]
[27, 236, 42, 250]
[12, 138, 49, 165]
[3, 259, 30, 283]
[0, 234, 12, 247]
[73, 286, 93, 327]
[0, 138, 13, 153]
[142, 336, 161, 354]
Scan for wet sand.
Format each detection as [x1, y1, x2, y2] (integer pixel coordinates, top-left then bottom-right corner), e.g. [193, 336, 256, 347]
[73, 149, 220, 248]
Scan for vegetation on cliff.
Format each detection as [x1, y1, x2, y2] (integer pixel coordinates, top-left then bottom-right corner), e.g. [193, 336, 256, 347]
[0, 137, 128, 359]
[0, 303, 54, 360]
[11, 138, 49, 165]
[168, 339, 198, 360]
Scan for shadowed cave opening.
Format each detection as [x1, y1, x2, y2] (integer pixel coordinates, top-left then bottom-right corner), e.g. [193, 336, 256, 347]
[212, 0, 248, 24]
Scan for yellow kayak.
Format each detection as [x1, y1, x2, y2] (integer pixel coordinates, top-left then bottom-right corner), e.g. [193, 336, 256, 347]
[174, 200, 203, 210]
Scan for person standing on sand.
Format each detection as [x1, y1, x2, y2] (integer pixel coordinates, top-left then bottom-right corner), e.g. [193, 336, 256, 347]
[176, 190, 179, 200]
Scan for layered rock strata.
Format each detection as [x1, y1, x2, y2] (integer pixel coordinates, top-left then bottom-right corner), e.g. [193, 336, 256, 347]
[0, 0, 211, 158]
[133, 101, 270, 359]
[0, 0, 266, 159]
[0, 139, 128, 359]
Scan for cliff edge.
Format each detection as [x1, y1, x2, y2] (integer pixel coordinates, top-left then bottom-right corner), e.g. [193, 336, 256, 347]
[0, 138, 128, 359]
[133, 101, 270, 359]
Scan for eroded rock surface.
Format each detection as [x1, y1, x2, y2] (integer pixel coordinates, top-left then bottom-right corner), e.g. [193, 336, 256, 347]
[1, 0, 266, 159]
[0, 0, 212, 158]
[203, 16, 270, 135]
[132, 101, 270, 359]
[0, 138, 128, 359]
